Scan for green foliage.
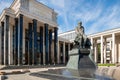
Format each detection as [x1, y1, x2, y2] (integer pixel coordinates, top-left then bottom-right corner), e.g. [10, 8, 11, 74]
[98, 63, 115, 66]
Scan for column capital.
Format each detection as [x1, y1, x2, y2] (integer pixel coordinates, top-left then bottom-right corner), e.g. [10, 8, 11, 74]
[49, 29, 52, 32]
[15, 18, 18, 22]
[19, 14, 23, 17]
[1, 22, 4, 26]
[112, 33, 115, 36]
[32, 19, 37, 22]
[54, 27, 58, 30]
[44, 23, 49, 26]
[5, 15, 10, 18]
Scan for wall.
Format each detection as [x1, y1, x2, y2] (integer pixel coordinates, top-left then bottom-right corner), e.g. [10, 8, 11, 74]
[29, 0, 52, 22]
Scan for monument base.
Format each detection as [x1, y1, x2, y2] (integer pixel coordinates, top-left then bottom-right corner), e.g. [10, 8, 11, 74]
[66, 47, 97, 78]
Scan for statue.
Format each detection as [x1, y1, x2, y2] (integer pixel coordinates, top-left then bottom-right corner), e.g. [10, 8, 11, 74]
[74, 22, 90, 48]
[67, 21, 96, 71]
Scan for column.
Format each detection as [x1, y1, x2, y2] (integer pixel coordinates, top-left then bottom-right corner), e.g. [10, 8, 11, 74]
[49, 30, 52, 64]
[63, 42, 65, 63]
[15, 18, 18, 65]
[44, 24, 49, 65]
[33, 19, 37, 65]
[9, 22, 13, 65]
[1, 22, 4, 65]
[57, 40, 60, 64]
[28, 23, 33, 65]
[0, 25, 2, 65]
[18, 14, 23, 65]
[94, 39, 98, 63]
[101, 35, 103, 64]
[12, 26, 15, 65]
[109, 41, 112, 63]
[91, 37, 94, 61]
[90, 37, 93, 50]
[43, 27, 45, 65]
[68, 43, 70, 52]
[112, 33, 115, 63]
[4, 15, 9, 65]
[54, 27, 58, 64]
[104, 38, 107, 63]
[40, 27, 43, 64]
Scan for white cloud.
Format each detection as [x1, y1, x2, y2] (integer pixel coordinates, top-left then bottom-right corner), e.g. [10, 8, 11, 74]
[50, 0, 64, 8]
[87, 4, 120, 34]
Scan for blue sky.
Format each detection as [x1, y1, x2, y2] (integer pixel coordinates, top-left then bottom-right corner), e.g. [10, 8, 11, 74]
[0, 0, 120, 34]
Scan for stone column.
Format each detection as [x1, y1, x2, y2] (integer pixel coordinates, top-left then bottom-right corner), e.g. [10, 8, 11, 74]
[43, 27, 45, 65]
[112, 33, 115, 63]
[9, 22, 13, 65]
[104, 38, 107, 63]
[4, 15, 9, 65]
[94, 39, 98, 63]
[28, 23, 33, 65]
[63, 42, 65, 63]
[44, 24, 49, 65]
[18, 14, 23, 65]
[101, 35, 103, 64]
[68, 43, 70, 52]
[12, 26, 14, 65]
[68, 43, 70, 62]
[54, 27, 58, 64]
[1, 22, 4, 65]
[57, 40, 60, 64]
[33, 19, 37, 65]
[90, 37, 93, 50]
[90, 37, 94, 61]
[49, 29, 52, 64]
[109, 40, 112, 63]
[40, 27, 43, 64]
[0, 23, 1, 65]
[15, 18, 18, 65]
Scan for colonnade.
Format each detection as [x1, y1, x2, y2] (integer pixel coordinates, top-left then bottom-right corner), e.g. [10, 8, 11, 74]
[0, 14, 58, 65]
[90, 33, 119, 64]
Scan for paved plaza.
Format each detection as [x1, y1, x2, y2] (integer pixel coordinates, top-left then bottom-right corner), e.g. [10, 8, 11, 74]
[0, 66, 120, 80]
[0, 66, 65, 80]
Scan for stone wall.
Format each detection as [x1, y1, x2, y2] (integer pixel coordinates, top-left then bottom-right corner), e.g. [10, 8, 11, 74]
[97, 66, 120, 80]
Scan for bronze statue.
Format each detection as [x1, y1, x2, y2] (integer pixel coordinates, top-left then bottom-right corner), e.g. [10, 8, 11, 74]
[74, 22, 90, 48]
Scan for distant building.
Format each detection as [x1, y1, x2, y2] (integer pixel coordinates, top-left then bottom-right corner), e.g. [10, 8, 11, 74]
[58, 28, 120, 64]
[0, 0, 59, 65]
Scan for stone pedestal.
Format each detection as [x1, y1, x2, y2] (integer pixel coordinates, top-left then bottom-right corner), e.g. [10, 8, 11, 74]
[66, 47, 97, 77]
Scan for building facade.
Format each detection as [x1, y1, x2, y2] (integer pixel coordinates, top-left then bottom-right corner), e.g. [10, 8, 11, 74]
[0, 0, 59, 65]
[58, 28, 120, 64]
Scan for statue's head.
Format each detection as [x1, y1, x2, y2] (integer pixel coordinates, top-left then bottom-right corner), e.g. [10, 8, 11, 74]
[78, 22, 82, 26]
[77, 21, 84, 33]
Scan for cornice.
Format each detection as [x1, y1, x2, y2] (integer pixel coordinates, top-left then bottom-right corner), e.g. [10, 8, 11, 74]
[10, 0, 18, 8]
[0, 8, 15, 21]
[88, 27, 120, 38]
[17, 8, 58, 27]
[33, 0, 57, 15]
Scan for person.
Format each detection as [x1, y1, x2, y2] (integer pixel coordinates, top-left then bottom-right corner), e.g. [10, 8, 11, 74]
[74, 22, 87, 48]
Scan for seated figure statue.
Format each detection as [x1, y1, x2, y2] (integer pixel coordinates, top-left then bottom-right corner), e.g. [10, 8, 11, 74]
[74, 22, 91, 48]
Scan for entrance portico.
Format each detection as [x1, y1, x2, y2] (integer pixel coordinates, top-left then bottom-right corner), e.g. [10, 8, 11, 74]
[0, 0, 59, 65]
